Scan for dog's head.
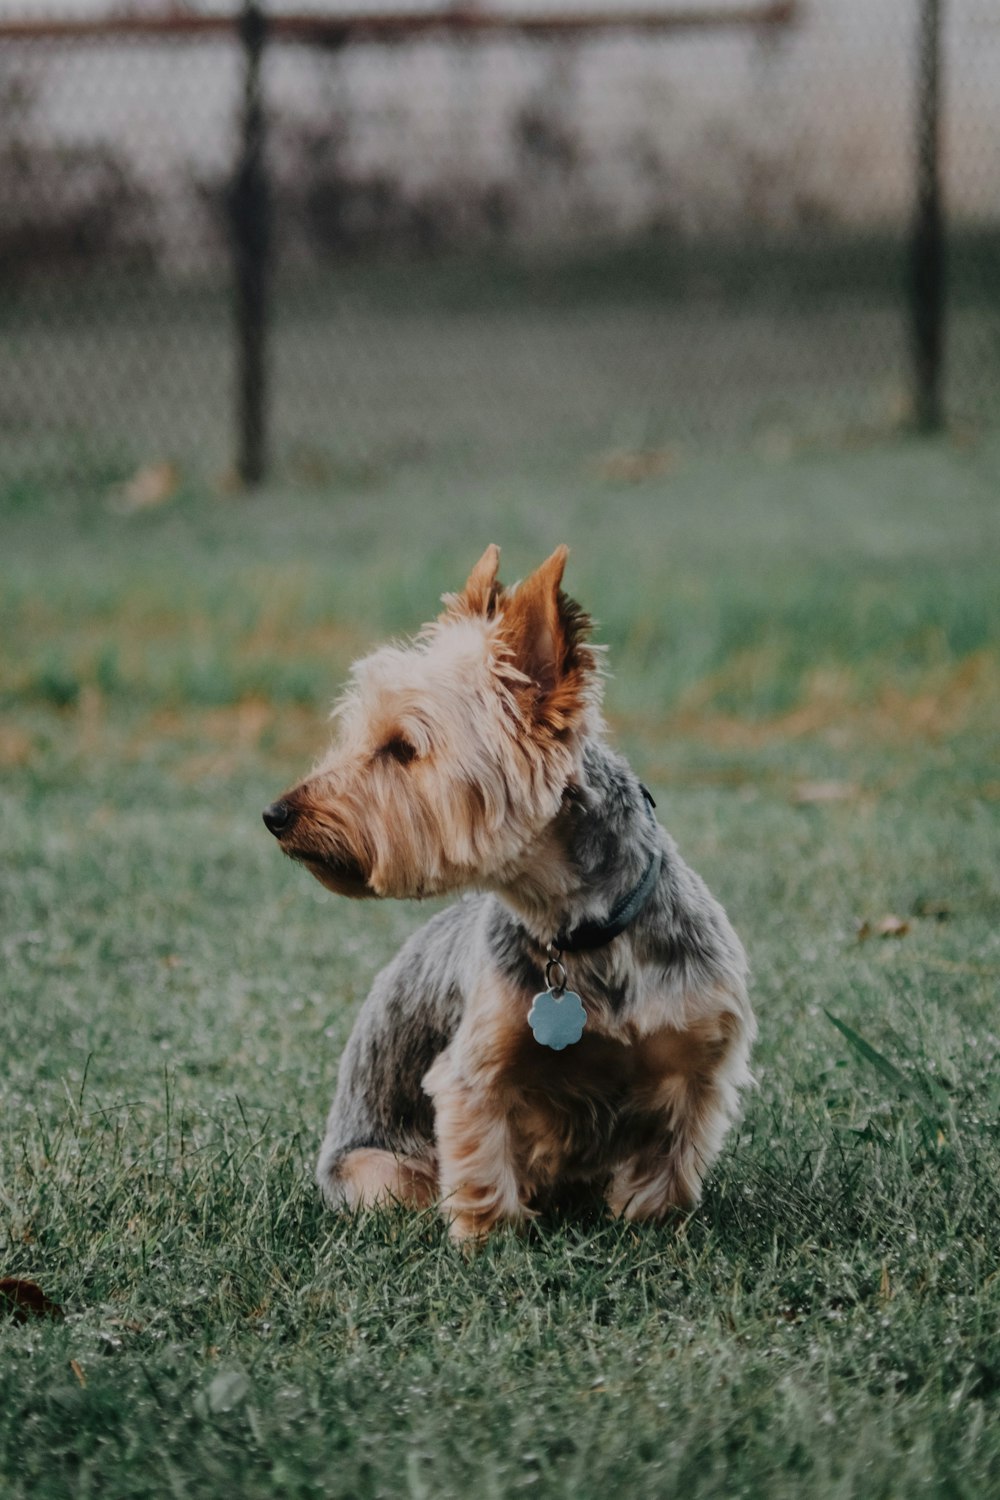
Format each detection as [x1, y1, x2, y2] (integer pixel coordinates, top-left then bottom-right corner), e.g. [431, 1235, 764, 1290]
[263, 545, 602, 900]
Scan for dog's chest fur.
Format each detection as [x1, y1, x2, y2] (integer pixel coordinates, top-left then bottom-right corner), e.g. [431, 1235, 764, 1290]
[480, 994, 732, 1196]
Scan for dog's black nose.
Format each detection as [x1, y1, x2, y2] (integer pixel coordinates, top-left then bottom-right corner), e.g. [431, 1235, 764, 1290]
[262, 800, 294, 837]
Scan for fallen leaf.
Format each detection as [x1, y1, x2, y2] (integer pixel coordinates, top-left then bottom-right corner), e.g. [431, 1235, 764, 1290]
[593, 446, 680, 483]
[857, 915, 911, 941]
[69, 1360, 87, 1387]
[0, 1277, 64, 1322]
[112, 461, 180, 514]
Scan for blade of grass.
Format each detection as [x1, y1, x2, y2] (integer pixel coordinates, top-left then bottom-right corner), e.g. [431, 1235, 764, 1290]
[825, 1010, 951, 1121]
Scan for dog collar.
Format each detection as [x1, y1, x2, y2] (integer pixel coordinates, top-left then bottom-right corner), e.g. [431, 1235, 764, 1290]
[527, 786, 661, 1050]
[554, 784, 661, 953]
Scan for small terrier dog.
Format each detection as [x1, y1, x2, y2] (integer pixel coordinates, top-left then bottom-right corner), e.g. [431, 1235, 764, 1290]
[263, 546, 754, 1241]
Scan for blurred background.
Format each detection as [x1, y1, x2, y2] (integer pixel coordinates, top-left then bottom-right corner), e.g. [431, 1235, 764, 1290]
[2, 0, 997, 490]
[3, 11, 1000, 1490]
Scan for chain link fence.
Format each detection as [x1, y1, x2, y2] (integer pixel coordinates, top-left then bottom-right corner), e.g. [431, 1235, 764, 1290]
[1, 0, 998, 489]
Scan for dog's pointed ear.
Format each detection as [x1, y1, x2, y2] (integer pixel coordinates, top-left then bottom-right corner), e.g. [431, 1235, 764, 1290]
[463, 543, 502, 611]
[507, 545, 568, 695]
[503, 546, 594, 727]
[442, 543, 503, 618]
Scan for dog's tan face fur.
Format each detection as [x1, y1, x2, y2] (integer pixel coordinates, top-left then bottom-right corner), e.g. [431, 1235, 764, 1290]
[272, 545, 601, 900]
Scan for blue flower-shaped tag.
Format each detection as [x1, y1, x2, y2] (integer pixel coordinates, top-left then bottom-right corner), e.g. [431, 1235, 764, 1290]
[527, 989, 587, 1051]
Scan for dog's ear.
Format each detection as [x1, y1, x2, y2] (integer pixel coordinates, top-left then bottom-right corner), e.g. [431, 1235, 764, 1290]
[505, 546, 568, 697]
[503, 546, 595, 729]
[443, 543, 503, 618]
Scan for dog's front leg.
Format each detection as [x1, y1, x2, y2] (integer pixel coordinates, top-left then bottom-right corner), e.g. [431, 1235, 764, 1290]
[606, 1126, 705, 1221]
[607, 1080, 726, 1220]
[424, 1050, 526, 1243]
[607, 1009, 750, 1222]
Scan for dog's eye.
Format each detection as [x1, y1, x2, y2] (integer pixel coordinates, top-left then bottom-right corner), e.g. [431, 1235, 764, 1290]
[381, 735, 418, 766]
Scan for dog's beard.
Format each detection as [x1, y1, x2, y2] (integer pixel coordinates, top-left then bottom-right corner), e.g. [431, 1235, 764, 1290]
[296, 851, 373, 898]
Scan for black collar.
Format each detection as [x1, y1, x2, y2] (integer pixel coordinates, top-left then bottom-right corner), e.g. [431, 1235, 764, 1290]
[554, 785, 661, 954]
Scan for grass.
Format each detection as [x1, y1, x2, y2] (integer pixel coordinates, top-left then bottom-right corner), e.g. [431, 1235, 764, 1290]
[1, 419, 1000, 1498]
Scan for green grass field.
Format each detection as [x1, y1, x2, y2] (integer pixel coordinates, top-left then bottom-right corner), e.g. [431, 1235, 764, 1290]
[2, 421, 999, 1497]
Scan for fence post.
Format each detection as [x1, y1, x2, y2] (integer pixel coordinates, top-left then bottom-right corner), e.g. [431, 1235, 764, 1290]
[233, 0, 270, 485]
[911, 0, 945, 432]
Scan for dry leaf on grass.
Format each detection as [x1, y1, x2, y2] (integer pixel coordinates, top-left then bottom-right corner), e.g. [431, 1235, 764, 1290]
[857, 915, 911, 941]
[111, 460, 180, 514]
[593, 446, 681, 483]
[0, 1277, 64, 1322]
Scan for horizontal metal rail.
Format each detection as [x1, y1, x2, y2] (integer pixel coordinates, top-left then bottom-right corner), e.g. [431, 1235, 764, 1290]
[0, 2, 797, 46]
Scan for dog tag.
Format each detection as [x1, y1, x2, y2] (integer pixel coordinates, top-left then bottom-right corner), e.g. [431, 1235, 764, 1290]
[528, 989, 586, 1051]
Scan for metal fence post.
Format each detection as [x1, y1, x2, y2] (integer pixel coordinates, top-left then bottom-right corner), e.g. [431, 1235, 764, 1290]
[911, 0, 945, 432]
[233, 0, 270, 485]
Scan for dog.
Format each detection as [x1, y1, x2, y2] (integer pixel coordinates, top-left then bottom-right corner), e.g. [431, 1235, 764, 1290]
[263, 545, 754, 1241]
